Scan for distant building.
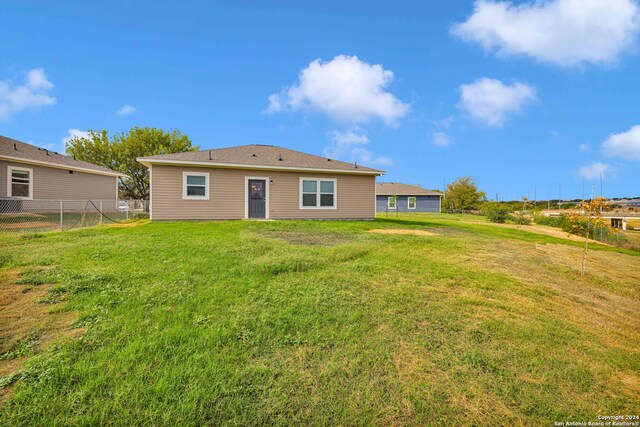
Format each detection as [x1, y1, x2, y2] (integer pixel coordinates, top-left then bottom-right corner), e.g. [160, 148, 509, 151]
[1, 135, 124, 201]
[376, 182, 442, 213]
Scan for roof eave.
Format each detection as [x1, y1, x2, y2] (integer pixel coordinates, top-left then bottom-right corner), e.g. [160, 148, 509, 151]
[377, 193, 443, 196]
[137, 158, 385, 175]
[0, 154, 126, 178]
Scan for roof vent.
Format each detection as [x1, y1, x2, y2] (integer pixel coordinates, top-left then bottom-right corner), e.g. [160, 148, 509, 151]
[252, 153, 257, 157]
[45, 149, 50, 156]
[208, 150, 212, 160]
[354, 161, 358, 169]
[13, 143, 17, 150]
[327, 158, 331, 161]
[278, 153, 283, 161]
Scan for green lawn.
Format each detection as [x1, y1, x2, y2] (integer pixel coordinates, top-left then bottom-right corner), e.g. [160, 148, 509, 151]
[1, 214, 639, 425]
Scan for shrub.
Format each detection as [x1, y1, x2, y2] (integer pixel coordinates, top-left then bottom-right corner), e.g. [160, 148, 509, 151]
[513, 212, 532, 225]
[534, 215, 568, 228]
[484, 203, 510, 223]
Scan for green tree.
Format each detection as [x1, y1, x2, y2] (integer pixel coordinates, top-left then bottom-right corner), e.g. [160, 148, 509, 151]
[66, 127, 197, 199]
[445, 176, 486, 211]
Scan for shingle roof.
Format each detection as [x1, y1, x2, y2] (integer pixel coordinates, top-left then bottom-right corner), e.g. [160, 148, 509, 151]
[0, 135, 124, 177]
[137, 144, 384, 175]
[376, 182, 443, 196]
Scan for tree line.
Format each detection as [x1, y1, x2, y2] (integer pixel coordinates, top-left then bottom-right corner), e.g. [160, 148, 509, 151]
[66, 127, 197, 200]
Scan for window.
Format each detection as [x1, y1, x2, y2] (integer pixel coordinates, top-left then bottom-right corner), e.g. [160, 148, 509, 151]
[387, 196, 397, 209]
[300, 178, 336, 209]
[8, 166, 33, 199]
[408, 197, 417, 209]
[182, 171, 209, 200]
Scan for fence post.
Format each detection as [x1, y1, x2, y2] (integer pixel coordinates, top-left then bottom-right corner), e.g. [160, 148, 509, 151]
[59, 200, 63, 231]
[126, 202, 129, 220]
[99, 201, 103, 225]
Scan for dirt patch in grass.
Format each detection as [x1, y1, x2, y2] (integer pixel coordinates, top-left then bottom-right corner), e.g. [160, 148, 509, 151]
[0, 268, 83, 404]
[0, 221, 57, 230]
[472, 238, 639, 371]
[537, 243, 640, 284]
[369, 229, 437, 236]
[484, 222, 608, 245]
[107, 221, 143, 228]
[257, 230, 358, 246]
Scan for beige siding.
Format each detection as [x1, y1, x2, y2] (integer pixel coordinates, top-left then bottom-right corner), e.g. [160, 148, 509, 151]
[151, 165, 376, 220]
[0, 160, 117, 200]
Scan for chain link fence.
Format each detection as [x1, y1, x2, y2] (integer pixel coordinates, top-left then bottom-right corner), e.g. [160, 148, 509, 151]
[0, 198, 149, 237]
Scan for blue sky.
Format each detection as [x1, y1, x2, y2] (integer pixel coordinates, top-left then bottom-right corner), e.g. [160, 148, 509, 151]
[1, 0, 639, 200]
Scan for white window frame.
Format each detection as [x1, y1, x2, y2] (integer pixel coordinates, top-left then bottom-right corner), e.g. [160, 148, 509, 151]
[182, 171, 209, 200]
[299, 177, 337, 210]
[408, 196, 417, 210]
[244, 176, 270, 219]
[387, 196, 397, 210]
[7, 166, 33, 200]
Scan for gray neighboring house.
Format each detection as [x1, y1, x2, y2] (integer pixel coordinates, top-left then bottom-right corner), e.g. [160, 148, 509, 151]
[376, 182, 442, 213]
[1, 135, 124, 201]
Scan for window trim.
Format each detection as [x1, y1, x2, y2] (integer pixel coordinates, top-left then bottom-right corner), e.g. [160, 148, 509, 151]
[299, 177, 337, 210]
[7, 166, 33, 200]
[408, 196, 417, 210]
[387, 196, 397, 210]
[182, 171, 209, 200]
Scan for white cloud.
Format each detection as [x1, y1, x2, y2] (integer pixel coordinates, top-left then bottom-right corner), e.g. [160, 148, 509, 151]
[432, 115, 454, 129]
[602, 125, 640, 161]
[432, 132, 455, 147]
[579, 143, 590, 152]
[452, 0, 640, 67]
[116, 104, 137, 116]
[265, 55, 409, 125]
[0, 68, 56, 120]
[578, 162, 610, 180]
[323, 130, 393, 167]
[62, 129, 90, 146]
[458, 78, 536, 127]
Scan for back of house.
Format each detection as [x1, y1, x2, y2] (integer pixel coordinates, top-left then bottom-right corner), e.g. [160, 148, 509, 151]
[138, 144, 384, 220]
[376, 182, 442, 213]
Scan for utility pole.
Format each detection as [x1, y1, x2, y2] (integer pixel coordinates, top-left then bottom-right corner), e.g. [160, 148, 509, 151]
[442, 179, 446, 212]
[558, 183, 562, 210]
[600, 173, 603, 241]
[600, 173, 603, 199]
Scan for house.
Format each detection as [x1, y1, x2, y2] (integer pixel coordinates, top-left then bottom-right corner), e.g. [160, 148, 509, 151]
[1, 135, 124, 201]
[137, 144, 384, 220]
[376, 182, 442, 212]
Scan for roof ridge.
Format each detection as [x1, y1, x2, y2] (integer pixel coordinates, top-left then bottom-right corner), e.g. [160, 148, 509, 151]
[137, 143, 384, 174]
[180, 144, 355, 166]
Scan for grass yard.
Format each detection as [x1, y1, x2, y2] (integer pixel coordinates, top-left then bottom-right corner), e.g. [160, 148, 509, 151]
[1, 214, 639, 425]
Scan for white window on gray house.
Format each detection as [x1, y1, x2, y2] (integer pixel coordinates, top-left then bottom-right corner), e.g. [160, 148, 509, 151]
[387, 196, 397, 209]
[182, 171, 209, 200]
[408, 197, 417, 209]
[300, 178, 336, 208]
[8, 166, 33, 199]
